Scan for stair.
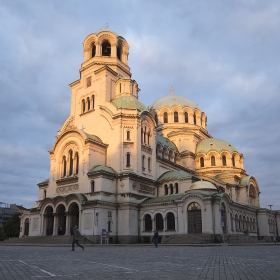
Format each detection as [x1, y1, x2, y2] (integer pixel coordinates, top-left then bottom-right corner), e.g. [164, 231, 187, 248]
[3, 235, 73, 244]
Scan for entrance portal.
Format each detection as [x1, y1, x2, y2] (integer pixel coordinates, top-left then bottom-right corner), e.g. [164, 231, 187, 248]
[69, 203, 79, 235]
[187, 202, 202, 234]
[45, 206, 54, 236]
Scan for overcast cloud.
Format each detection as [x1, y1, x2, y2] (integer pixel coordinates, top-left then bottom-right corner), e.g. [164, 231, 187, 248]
[0, 0, 279, 210]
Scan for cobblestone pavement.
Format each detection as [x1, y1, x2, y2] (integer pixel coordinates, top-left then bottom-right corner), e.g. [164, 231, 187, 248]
[0, 244, 279, 280]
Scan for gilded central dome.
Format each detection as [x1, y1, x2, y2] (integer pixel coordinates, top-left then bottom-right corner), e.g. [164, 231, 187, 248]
[196, 138, 238, 154]
[150, 94, 199, 111]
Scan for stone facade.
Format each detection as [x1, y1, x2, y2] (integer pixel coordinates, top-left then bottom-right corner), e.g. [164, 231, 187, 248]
[20, 30, 279, 243]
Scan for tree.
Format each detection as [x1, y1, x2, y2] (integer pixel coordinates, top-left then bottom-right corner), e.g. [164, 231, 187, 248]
[3, 212, 21, 238]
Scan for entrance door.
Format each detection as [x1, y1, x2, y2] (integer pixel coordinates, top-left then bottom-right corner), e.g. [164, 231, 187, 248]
[45, 206, 54, 236]
[187, 202, 202, 234]
[69, 203, 79, 235]
[24, 218, 29, 236]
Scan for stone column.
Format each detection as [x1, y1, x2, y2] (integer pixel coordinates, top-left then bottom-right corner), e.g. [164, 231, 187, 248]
[65, 212, 70, 235]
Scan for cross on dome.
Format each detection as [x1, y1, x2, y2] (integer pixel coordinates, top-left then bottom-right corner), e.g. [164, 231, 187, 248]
[105, 23, 109, 29]
[169, 86, 174, 96]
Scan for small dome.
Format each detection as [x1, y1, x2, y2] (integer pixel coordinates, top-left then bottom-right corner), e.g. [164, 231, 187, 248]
[150, 95, 199, 111]
[188, 181, 217, 190]
[196, 138, 238, 154]
[111, 96, 148, 112]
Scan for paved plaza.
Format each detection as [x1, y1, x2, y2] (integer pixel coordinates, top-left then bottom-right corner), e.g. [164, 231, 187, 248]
[0, 244, 279, 279]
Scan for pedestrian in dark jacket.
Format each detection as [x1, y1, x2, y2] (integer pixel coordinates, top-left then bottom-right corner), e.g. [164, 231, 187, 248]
[72, 225, 84, 251]
[153, 230, 159, 248]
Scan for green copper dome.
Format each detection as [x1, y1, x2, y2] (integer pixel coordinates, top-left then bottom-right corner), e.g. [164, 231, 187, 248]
[196, 138, 238, 154]
[150, 94, 199, 110]
[111, 96, 148, 112]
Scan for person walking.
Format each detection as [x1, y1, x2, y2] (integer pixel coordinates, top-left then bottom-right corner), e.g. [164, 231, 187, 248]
[72, 225, 84, 251]
[153, 230, 159, 248]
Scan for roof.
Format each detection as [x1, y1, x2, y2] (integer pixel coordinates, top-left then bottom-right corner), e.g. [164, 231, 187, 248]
[196, 138, 238, 154]
[88, 165, 118, 175]
[188, 181, 217, 190]
[142, 194, 186, 204]
[157, 170, 193, 183]
[150, 94, 199, 110]
[84, 133, 103, 143]
[94, 29, 120, 37]
[156, 134, 178, 152]
[240, 176, 251, 186]
[111, 96, 148, 112]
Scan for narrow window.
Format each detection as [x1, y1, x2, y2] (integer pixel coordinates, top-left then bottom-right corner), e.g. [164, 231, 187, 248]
[63, 156, 67, 177]
[69, 150, 73, 176]
[174, 111, 178, 122]
[75, 152, 79, 174]
[119, 83, 121, 93]
[211, 156, 216, 166]
[232, 156, 235, 167]
[126, 153, 131, 167]
[141, 128, 143, 143]
[91, 44, 96, 58]
[193, 114, 196, 125]
[108, 221, 111, 232]
[165, 184, 168, 195]
[185, 112, 188, 123]
[127, 130, 130, 140]
[222, 155, 227, 166]
[44, 189, 47, 199]
[144, 127, 146, 144]
[91, 181, 95, 192]
[155, 114, 158, 125]
[117, 46, 121, 60]
[200, 157, 204, 167]
[170, 184, 174, 194]
[175, 183, 178, 193]
[82, 99, 86, 113]
[148, 157, 151, 171]
[142, 155, 145, 171]
[147, 131, 150, 146]
[92, 95, 95, 109]
[87, 97, 90, 111]
[164, 112, 168, 123]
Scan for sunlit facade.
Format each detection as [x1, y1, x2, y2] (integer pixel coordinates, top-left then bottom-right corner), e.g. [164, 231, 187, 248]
[20, 30, 279, 243]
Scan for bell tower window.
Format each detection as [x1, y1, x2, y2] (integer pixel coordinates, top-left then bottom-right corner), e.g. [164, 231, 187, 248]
[185, 112, 188, 123]
[91, 44, 96, 58]
[164, 112, 168, 123]
[117, 46, 121, 60]
[174, 111, 178, 122]
[102, 41, 111, 56]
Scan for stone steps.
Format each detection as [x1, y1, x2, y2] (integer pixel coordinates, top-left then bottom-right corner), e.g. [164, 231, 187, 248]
[4, 235, 73, 244]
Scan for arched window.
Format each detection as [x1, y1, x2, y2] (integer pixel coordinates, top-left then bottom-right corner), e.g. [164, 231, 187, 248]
[108, 221, 111, 232]
[63, 156, 67, 177]
[164, 184, 168, 195]
[184, 112, 188, 123]
[91, 181, 95, 192]
[82, 99, 86, 113]
[126, 130, 130, 140]
[200, 157, 204, 167]
[92, 95, 95, 109]
[142, 155, 145, 171]
[211, 156, 216, 166]
[69, 150, 73, 176]
[126, 153, 131, 167]
[167, 212, 175, 230]
[232, 156, 235, 167]
[193, 114, 196, 125]
[222, 155, 227, 166]
[187, 202, 202, 234]
[175, 183, 178, 193]
[87, 97, 90, 111]
[141, 127, 143, 143]
[156, 213, 164, 231]
[170, 184, 173, 194]
[44, 189, 47, 199]
[102, 41, 111, 56]
[91, 44, 96, 57]
[117, 46, 121, 60]
[144, 127, 146, 144]
[148, 157, 151, 171]
[75, 152, 79, 174]
[147, 131, 150, 146]
[155, 114, 158, 125]
[174, 111, 178, 122]
[164, 112, 168, 123]
[144, 214, 152, 231]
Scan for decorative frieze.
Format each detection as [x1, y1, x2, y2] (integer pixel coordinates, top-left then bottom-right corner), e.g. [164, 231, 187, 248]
[141, 144, 152, 154]
[139, 184, 155, 195]
[56, 184, 79, 194]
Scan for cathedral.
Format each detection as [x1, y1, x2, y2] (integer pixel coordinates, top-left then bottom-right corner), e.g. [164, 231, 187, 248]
[20, 29, 279, 243]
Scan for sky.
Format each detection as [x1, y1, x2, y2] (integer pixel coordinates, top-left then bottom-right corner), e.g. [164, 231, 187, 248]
[0, 0, 279, 210]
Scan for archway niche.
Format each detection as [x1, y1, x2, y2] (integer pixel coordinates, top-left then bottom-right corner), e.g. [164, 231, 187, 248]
[45, 206, 54, 236]
[144, 214, 152, 231]
[102, 41, 111, 56]
[57, 204, 66, 235]
[24, 218, 29, 236]
[187, 202, 202, 234]
[69, 203, 79, 235]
